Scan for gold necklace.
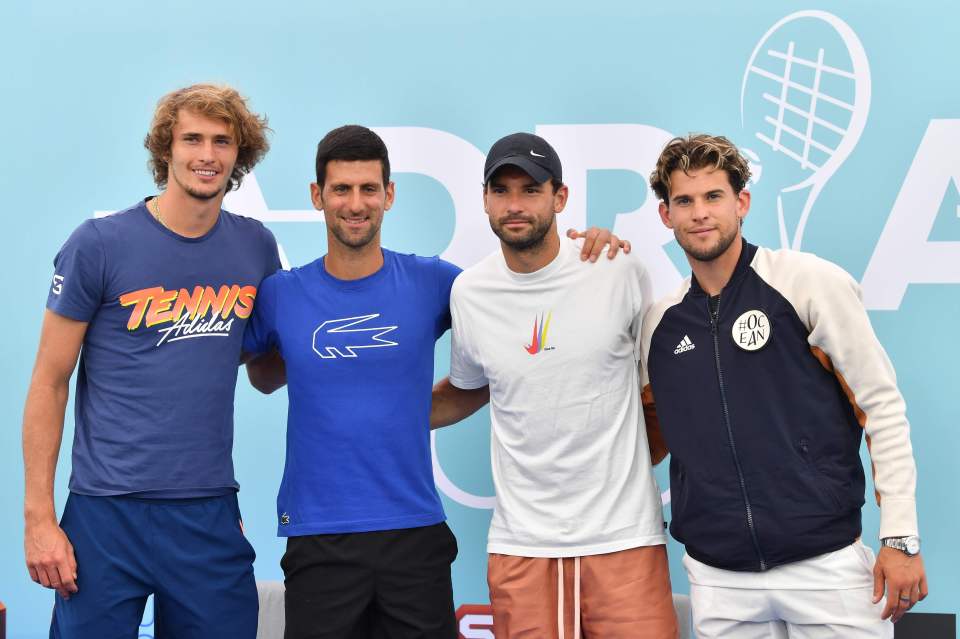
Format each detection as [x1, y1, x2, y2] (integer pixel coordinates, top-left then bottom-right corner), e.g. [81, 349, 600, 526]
[151, 197, 168, 229]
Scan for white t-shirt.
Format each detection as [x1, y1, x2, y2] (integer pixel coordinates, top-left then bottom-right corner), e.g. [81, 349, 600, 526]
[449, 239, 666, 557]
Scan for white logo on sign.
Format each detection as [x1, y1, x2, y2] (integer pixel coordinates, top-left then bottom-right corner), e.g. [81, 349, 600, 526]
[862, 119, 960, 310]
[459, 614, 495, 638]
[732, 310, 771, 351]
[740, 10, 871, 250]
[431, 430, 496, 510]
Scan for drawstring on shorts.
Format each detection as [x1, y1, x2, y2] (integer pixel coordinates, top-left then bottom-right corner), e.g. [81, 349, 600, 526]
[556, 557, 581, 639]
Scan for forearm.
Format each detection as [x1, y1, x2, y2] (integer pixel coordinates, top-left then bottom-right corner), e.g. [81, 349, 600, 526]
[818, 302, 916, 536]
[430, 378, 489, 429]
[245, 349, 286, 394]
[862, 392, 917, 538]
[798, 268, 916, 536]
[23, 379, 69, 524]
[22, 310, 85, 595]
[641, 385, 669, 465]
[804, 266, 918, 537]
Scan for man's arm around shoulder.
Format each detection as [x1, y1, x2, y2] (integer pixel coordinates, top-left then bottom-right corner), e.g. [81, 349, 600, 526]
[23, 310, 86, 599]
[243, 349, 286, 394]
[430, 377, 489, 429]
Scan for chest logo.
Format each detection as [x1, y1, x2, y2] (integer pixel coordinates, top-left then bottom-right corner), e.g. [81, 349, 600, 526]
[674, 335, 696, 355]
[313, 314, 398, 359]
[732, 309, 771, 351]
[524, 311, 553, 355]
[120, 284, 257, 347]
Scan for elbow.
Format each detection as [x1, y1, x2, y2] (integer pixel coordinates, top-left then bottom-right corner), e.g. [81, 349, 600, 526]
[650, 446, 669, 466]
[246, 370, 284, 395]
[248, 375, 284, 395]
[244, 350, 286, 394]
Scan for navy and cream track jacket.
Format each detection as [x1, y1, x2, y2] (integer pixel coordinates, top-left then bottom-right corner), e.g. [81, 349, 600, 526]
[640, 240, 918, 572]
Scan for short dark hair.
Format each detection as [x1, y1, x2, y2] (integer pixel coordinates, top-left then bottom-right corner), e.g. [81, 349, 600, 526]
[315, 125, 390, 188]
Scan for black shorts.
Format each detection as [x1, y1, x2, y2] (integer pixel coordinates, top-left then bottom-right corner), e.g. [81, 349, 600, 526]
[282, 522, 458, 639]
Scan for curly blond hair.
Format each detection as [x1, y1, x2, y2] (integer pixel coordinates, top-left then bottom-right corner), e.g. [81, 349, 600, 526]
[144, 84, 270, 191]
[650, 134, 751, 203]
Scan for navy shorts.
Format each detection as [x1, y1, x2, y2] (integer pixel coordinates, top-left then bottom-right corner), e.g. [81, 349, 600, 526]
[50, 492, 258, 639]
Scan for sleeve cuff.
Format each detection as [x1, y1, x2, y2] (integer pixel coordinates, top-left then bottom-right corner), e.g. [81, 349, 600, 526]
[45, 302, 94, 323]
[878, 498, 919, 539]
[449, 375, 487, 390]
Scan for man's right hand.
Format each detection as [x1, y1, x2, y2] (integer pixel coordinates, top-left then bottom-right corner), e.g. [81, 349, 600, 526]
[22, 310, 87, 600]
[25, 518, 78, 599]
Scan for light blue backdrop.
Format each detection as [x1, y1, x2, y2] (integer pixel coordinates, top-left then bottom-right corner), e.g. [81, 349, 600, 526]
[2, 1, 958, 637]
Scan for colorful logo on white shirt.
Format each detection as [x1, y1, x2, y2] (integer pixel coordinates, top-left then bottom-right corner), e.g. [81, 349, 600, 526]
[524, 311, 552, 355]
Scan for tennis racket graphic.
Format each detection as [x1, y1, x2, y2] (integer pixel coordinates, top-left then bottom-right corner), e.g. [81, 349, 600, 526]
[740, 10, 870, 249]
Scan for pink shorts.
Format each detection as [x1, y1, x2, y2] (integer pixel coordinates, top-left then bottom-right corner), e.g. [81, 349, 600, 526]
[488, 544, 678, 638]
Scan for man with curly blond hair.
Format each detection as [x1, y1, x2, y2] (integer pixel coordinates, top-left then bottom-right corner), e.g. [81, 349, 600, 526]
[23, 83, 281, 638]
[640, 133, 927, 637]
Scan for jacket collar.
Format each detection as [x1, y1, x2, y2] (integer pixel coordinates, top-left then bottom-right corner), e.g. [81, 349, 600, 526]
[689, 238, 758, 296]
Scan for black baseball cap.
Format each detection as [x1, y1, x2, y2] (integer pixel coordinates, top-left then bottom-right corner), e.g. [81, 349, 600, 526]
[483, 132, 562, 185]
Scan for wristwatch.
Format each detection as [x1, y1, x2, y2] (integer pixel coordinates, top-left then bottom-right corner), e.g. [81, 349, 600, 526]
[881, 535, 921, 556]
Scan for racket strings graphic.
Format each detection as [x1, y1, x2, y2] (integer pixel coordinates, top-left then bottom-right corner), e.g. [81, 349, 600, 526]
[741, 11, 870, 250]
[752, 43, 855, 171]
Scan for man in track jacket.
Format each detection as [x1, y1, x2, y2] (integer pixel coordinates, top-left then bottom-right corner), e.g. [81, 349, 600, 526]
[640, 133, 927, 638]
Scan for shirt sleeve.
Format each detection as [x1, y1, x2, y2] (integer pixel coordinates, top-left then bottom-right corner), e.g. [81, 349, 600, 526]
[434, 258, 462, 338]
[243, 272, 280, 355]
[46, 219, 106, 321]
[796, 257, 918, 539]
[639, 302, 669, 465]
[448, 281, 487, 390]
[628, 257, 654, 357]
[261, 224, 283, 276]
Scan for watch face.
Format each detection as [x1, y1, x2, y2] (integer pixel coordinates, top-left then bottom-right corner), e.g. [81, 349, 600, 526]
[906, 537, 920, 554]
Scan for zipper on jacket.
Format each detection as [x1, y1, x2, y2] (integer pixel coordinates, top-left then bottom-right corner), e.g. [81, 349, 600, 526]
[708, 295, 768, 571]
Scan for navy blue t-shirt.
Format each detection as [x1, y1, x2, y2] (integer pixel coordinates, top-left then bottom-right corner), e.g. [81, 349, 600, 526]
[46, 201, 281, 498]
[243, 249, 461, 536]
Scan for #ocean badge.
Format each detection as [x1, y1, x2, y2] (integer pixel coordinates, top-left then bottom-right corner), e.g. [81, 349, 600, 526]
[732, 309, 770, 351]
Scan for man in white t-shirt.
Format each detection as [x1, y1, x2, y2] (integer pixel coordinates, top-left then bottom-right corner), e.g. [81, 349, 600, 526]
[431, 133, 678, 638]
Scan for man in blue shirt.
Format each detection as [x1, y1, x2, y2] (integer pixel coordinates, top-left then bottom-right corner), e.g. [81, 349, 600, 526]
[246, 125, 461, 638]
[245, 125, 625, 638]
[22, 83, 281, 638]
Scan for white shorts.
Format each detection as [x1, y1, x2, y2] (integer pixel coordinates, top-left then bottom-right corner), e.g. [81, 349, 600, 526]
[685, 542, 893, 639]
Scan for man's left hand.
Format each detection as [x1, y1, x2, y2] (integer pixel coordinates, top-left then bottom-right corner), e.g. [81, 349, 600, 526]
[566, 228, 631, 262]
[873, 546, 928, 623]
